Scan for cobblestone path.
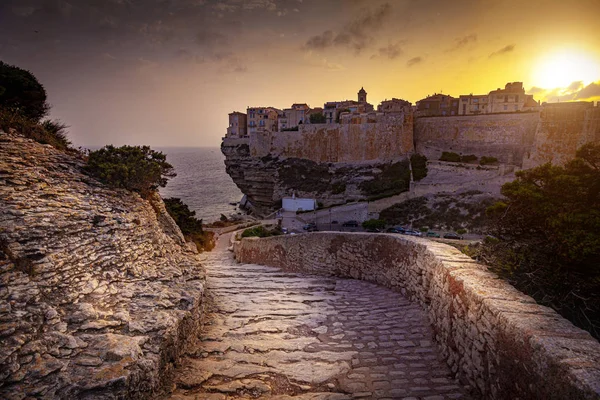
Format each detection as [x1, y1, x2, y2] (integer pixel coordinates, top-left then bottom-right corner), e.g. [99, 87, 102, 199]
[168, 236, 472, 400]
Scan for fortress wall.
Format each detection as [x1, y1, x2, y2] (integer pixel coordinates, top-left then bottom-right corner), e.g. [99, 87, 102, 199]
[414, 113, 540, 166]
[523, 105, 600, 169]
[248, 113, 414, 163]
[234, 233, 600, 400]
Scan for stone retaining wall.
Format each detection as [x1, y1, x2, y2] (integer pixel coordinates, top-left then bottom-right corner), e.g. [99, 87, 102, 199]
[233, 233, 600, 399]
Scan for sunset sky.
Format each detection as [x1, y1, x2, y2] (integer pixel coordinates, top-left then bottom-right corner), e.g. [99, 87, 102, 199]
[1, 0, 599, 147]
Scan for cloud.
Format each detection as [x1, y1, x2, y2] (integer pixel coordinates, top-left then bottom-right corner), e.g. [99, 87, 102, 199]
[196, 30, 230, 48]
[12, 6, 38, 17]
[527, 86, 545, 95]
[489, 44, 515, 58]
[213, 0, 278, 12]
[375, 42, 403, 60]
[575, 81, 600, 100]
[447, 33, 477, 52]
[567, 81, 584, 92]
[303, 3, 392, 54]
[526, 81, 600, 102]
[407, 56, 423, 67]
[305, 30, 334, 50]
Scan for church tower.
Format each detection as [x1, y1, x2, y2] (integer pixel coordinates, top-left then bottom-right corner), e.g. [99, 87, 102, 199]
[358, 87, 367, 103]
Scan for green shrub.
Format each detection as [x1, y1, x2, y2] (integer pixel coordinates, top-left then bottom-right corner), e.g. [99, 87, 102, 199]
[0, 109, 71, 150]
[362, 219, 386, 230]
[164, 197, 214, 251]
[440, 152, 461, 162]
[360, 160, 410, 197]
[480, 156, 498, 165]
[461, 154, 478, 163]
[309, 113, 326, 124]
[241, 225, 282, 238]
[410, 154, 428, 181]
[86, 145, 175, 197]
[484, 142, 600, 339]
[332, 183, 346, 194]
[419, 227, 429, 232]
[456, 228, 467, 235]
[0, 61, 49, 121]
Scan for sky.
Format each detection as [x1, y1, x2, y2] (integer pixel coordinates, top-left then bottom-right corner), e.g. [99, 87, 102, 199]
[1, 0, 600, 147]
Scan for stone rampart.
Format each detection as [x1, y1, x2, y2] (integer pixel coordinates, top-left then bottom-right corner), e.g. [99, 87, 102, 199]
[234, 233, 600, 400]
[523, 104, 600, 169]
[414, 112, 540, 166]
[248, 113, 413, 163]
[0, 133, 206, 399]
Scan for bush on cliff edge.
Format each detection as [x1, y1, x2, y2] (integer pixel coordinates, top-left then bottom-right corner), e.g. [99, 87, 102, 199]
[85, 145, 176, 197]
[164, 197, 214, 252]
[0, 61, 71, 150]
[0, 61, 49, 121]
[482, 142, 600, 339]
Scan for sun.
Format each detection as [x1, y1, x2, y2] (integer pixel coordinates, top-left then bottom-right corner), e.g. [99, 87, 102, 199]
[533, 50, 599, 89]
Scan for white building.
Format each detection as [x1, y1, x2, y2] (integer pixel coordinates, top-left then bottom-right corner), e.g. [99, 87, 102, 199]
[282, 196, 317, 212]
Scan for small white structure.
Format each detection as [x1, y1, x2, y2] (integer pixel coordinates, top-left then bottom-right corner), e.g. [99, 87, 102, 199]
[282, 195, 317, 212]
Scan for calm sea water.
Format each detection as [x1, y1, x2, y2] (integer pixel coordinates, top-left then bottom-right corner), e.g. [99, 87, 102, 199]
[158, 147, 243, 223]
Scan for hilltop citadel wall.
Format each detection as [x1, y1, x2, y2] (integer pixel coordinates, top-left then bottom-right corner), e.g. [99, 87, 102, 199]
[222, 103, 600, 214]
[248, 113, 413, 163]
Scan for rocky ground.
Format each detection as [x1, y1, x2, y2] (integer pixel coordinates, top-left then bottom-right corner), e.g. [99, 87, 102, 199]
[166, 235, 472, 399]
[0, 132, 205, 398]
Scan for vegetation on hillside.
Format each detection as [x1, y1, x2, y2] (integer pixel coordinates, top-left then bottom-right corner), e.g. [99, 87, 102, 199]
[440, 152, 478, 163]
[379, 192, 494, 231]
[241, 225, 282, 238]
[85, 145, 176, 197]
[362, 219, 386, 230]
[481, 142, 600, 339]
[360, 160, 411, 197]
[0, 61, 49, 120]
[410, 153, 428, 181]
[309, 113, 326, 124]
[164, 197, 214, 251]
[0, 61, 71, 150]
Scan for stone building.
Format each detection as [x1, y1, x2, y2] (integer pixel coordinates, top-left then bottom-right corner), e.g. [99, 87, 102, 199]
[378, 98, 412, 113]
[226, 111, 247, 138]
[323, 88, 374, 123]
[247, 106, 280, 134]
[488, 82, 529, 113]
[458, 82, 540, 115]
[416, 94, 459, 117]
[278, 103, 310, 131]
[458, 94, 489, 115]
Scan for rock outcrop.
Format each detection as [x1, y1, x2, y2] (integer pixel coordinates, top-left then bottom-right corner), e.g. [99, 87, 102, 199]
[221, 140, 411, 216]
[0, 132, 205, 399]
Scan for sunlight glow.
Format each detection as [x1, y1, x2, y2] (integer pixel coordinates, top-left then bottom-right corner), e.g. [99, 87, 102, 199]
[534, 50, 600, 89]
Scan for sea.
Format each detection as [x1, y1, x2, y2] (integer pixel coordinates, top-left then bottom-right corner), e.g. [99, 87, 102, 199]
[157, 147, 243, 224]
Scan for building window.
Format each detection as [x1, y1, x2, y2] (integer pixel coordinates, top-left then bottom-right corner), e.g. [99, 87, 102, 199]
[504, 95, 508, 102]
[504, 105, 508, 111]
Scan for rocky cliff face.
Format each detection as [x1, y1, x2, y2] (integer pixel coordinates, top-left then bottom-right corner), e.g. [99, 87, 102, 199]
[0, 132, 205, 399]
[221, 140, 411, 216]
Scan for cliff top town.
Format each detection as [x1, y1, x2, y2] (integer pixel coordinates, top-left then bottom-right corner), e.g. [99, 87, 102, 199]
[224, 82, 581, 139]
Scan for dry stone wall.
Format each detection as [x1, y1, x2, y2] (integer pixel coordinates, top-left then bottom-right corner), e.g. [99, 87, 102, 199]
[234, 233, 600, 400]
[0, 132, 206, 399]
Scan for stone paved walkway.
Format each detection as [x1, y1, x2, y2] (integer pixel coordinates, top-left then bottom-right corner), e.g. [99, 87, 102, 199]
[167, 235, 472, 400]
